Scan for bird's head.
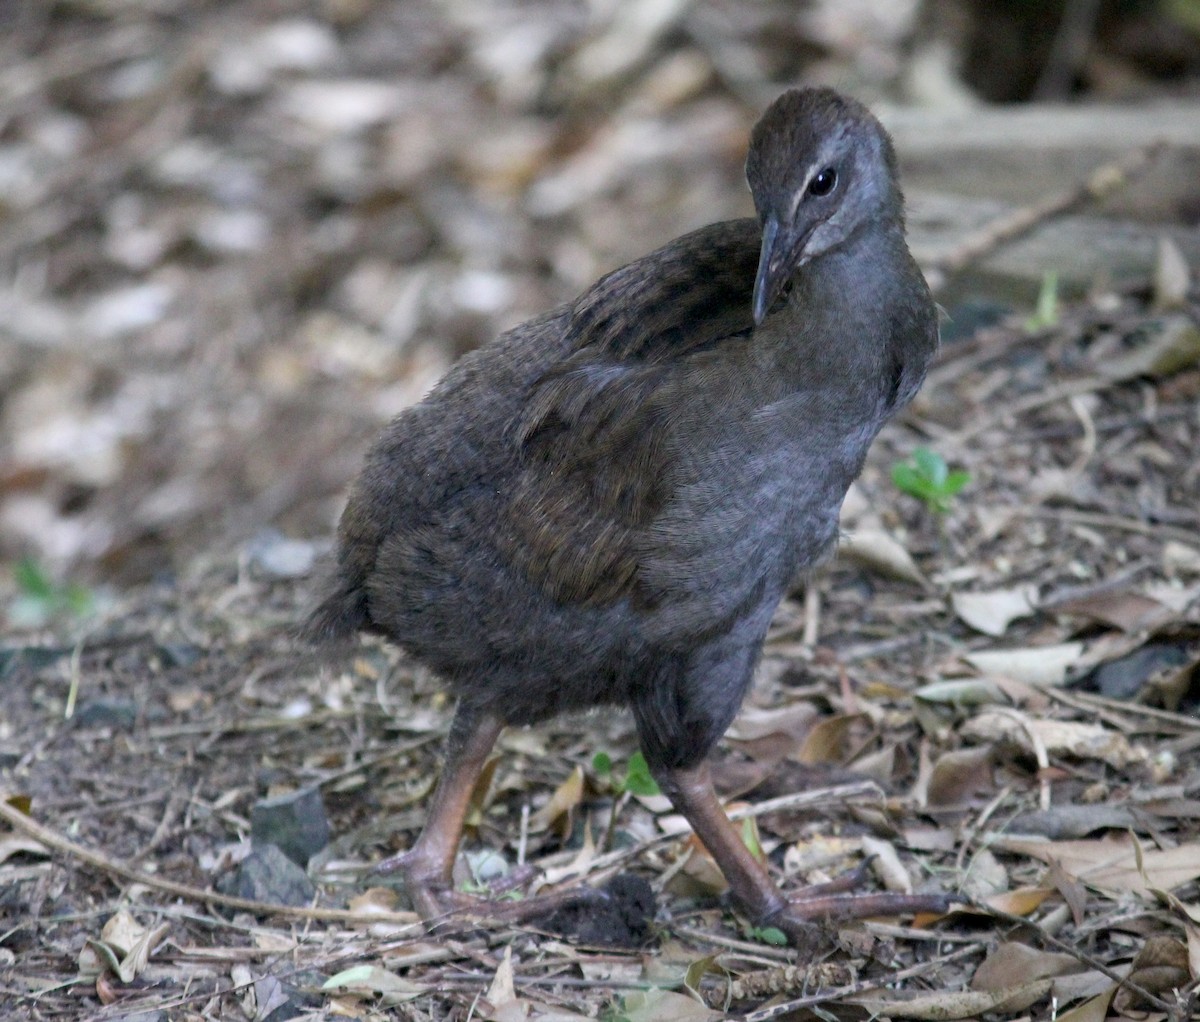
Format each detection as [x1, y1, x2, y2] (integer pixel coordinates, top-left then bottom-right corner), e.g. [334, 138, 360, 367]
[745, 88, 902, 325]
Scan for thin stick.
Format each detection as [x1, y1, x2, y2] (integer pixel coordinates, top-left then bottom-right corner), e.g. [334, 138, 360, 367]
[924, 140, 1167, 293]
[0, 797, 423, 928]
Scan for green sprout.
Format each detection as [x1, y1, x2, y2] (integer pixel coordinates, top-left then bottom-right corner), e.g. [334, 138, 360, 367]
[592, 750, 661, 797]
[742, 923, 789, 946]
[892, 447, 970, 515]
[1025, 270, 1060, 330]
[9, 558, 95, 627]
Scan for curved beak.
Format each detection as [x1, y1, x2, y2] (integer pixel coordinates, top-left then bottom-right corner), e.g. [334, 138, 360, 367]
[752, 214, 812, 325]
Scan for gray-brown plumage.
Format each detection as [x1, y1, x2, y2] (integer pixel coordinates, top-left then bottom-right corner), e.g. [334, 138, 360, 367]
[305, 87, 942, 945]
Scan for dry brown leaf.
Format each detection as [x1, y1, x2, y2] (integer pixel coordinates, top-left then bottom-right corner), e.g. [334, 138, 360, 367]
[960, 711, 1147, 769]
[796, 712, 866, 764]
[0, 835, 50, 864]
[862, 835, 912, 894]
[726, 701, 818, 763]
[529, 764, 584, 834]
[1163, 541, 1200, 575]
[851, 978, 1052, 1018]
[839, 528, 929, 586]
[961, 848, 1009, 901]
[486, 946, 516, 1008]
[983, 886, 1055, 915]
[970, 941, 1083, 991]
[925, 745, 995, 808]
[951, 585, 1038, 637]
[996, 835, 1200, 896]
[1049, 588, 1173, 633]
[1056, 986, 1118, 1022]
[1116, 936, 1191, 1013]
[1048, 859, 1089, 925]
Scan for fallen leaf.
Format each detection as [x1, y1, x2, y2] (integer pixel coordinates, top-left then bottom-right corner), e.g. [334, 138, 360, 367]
[961, 711, 1147, 769]
[995, 835, 1200, 896]
[529, 764, 584, 834]
[862, 835, 912, 894]
[851, 978, 1052, 1018]
[1101, 314, 1200, 381]
[839, 528, 929, 586]
[618, 988, 721, 1022]
[1048, 588, 1172, 633]
[965, 643, 1085, 686]
[925, 745, 995, 808]
[323, 964, 425, 1004]
[1152, 235, 1191, 311]
[970, 941, 1083, 991]
[951, 585, 1038, 636]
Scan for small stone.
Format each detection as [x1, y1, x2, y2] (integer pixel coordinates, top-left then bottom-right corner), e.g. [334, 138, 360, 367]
[72, 697, 138, 730]
[217, 843, 315, 907]
[251, 787, 330, 866]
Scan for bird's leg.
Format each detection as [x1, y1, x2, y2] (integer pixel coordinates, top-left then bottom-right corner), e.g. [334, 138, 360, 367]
[654, 761, 953, 949]
[374, 705, 604, 931]
[375, 704, 504, 922]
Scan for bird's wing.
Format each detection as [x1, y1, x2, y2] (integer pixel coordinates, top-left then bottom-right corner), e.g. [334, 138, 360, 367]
[498, 218, 763, 610]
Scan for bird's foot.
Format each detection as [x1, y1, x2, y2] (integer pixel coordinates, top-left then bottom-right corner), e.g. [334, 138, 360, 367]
[755, 863, 956, 950]
[373, 850, 600, 934]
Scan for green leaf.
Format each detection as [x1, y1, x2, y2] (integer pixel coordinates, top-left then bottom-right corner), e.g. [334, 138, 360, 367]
[592, 751, 613, 776]
[1026, 270, 1060, 330]
[755, 925, 788, 946]
[913, 446, 946, 487]
[14, 558, 54, 599]
[942, 470, 971, 496]
[623, 750, 661, 797]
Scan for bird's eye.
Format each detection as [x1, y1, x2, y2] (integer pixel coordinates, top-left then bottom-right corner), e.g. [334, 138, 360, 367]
[808, 168, 837, 197]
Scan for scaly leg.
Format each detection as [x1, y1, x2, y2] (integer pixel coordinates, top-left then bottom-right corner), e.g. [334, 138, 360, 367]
[654, 761, 952, 949]
[375, 704, 504, 922]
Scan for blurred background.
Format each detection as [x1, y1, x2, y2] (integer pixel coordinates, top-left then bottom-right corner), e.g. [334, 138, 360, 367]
[1, 0, 1199, 618]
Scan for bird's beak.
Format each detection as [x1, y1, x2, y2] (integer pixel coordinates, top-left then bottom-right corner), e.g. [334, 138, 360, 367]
[752, 214, 811, 325]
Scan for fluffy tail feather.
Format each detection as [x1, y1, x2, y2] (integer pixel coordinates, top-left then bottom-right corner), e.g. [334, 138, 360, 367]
[298, 574, 370, 646]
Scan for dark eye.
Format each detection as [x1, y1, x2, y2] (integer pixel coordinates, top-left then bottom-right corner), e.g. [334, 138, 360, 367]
[808, 167, 837, 197]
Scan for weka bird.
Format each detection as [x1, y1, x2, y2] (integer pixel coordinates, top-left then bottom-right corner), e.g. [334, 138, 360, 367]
[305, 87, 941, 945]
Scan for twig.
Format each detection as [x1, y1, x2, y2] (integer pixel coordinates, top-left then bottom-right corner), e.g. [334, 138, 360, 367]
[980, 901, 1172, 1013]
[924, 140, 1167, 293]
[0, 797, 423, 928]
[737, 944, 982, 1022]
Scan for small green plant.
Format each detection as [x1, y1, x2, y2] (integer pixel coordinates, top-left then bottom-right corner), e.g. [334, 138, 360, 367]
[1025, 270, 1060, 330]
[592, 749, 661, 797]
[891, 447, 970, 515]
[742, 923, 789, 946]
[9, 557, 95, 627]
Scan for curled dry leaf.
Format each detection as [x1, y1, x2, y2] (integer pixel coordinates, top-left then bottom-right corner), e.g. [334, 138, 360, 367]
[862, 835, 912, 893]
[529, 764, 584, 834]
[838, 527, 929, 586]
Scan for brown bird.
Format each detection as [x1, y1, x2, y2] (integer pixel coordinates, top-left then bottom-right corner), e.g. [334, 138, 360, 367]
[305, 87, 943, 946]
